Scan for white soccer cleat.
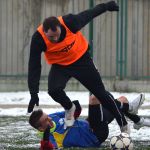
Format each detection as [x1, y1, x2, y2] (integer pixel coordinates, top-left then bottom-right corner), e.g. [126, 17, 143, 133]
[129, 93, 145, 115]
[65, 103, 76, 127]
[133, 117, 150, 130]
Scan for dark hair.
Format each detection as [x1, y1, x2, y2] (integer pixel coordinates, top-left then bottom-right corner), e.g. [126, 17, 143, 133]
[29, 109, 43, 129]
[43, 16, 61, 32]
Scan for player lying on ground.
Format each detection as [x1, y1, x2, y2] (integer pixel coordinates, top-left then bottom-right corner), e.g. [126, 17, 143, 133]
[29, 93, 150, 149]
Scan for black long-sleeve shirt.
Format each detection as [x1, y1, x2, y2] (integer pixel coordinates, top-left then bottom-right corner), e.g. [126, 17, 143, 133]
[28, 3, 108, 94]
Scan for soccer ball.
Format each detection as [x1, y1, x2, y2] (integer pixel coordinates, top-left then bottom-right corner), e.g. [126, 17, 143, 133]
[110, 132, 134, 150]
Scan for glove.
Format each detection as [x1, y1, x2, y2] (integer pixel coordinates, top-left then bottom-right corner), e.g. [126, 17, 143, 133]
[72, 100, 82, 119]
[40, 140, 53, 150]
[105, 1, 119, 11]
[43, 125, 50, 141]
[40, 125, 53, 150]
[27, 93, 39, 113]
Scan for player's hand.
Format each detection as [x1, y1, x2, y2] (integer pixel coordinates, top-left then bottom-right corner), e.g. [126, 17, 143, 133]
[43, 125, 50, 141]
[106, 1, 119, 11]
[27, 93, 39, 113]
[40, 125, 53, 150]
[40, 140, 53, 150]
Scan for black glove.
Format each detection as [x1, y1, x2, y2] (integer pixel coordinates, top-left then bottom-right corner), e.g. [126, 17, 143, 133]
[106, 1, 119, 11]
[40, 126, 53, 150]
[27, 93, 39, 113]
[43, 125, 50, 141]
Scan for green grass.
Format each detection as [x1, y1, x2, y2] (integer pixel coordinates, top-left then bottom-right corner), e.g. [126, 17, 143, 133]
[0, 116, 150, 150]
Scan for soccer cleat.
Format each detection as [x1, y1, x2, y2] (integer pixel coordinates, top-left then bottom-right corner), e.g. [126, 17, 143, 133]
[65, 103, 76, 127]
[120, 124, 130, 135]
[129, 93, 145, 115]
[133, 117, 150, 130]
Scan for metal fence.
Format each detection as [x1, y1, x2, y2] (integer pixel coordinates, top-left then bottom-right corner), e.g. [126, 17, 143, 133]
[0, 0, 150, 80]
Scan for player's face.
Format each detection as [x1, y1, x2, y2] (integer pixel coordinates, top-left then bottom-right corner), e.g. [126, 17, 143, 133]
[45, 26, 61, 43]
[38, 112, 54, 131]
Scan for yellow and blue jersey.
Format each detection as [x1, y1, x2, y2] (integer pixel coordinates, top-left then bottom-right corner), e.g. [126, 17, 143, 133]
[38, 111, 101, 148]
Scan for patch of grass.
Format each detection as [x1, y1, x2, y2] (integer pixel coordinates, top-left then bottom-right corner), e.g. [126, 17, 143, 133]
[0, 116, 150, 150]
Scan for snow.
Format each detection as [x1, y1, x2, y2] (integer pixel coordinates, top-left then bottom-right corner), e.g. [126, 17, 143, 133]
[0, 91, 150, 141]
[0, 91, 150, 105]
[0, 91, 150, 116]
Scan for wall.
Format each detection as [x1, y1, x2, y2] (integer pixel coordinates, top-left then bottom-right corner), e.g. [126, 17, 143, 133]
[0, 0, 150, 92]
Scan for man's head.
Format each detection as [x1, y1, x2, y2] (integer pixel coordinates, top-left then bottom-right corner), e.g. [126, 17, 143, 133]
[29, 109, 54, 132]
[43, 16, 61, 43]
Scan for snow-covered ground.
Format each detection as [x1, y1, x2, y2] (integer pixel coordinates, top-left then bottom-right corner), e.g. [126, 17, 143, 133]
[0, 91, 150, 141]
[0, 91, 150, 116]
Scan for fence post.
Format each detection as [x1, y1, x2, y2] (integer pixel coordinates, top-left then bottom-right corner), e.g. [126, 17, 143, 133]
[116, 0, 128, 80]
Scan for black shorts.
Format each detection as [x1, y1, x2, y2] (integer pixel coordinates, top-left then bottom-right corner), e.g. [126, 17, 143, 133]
[102, 106, 114, 124]
[88, 104, 114, 144]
